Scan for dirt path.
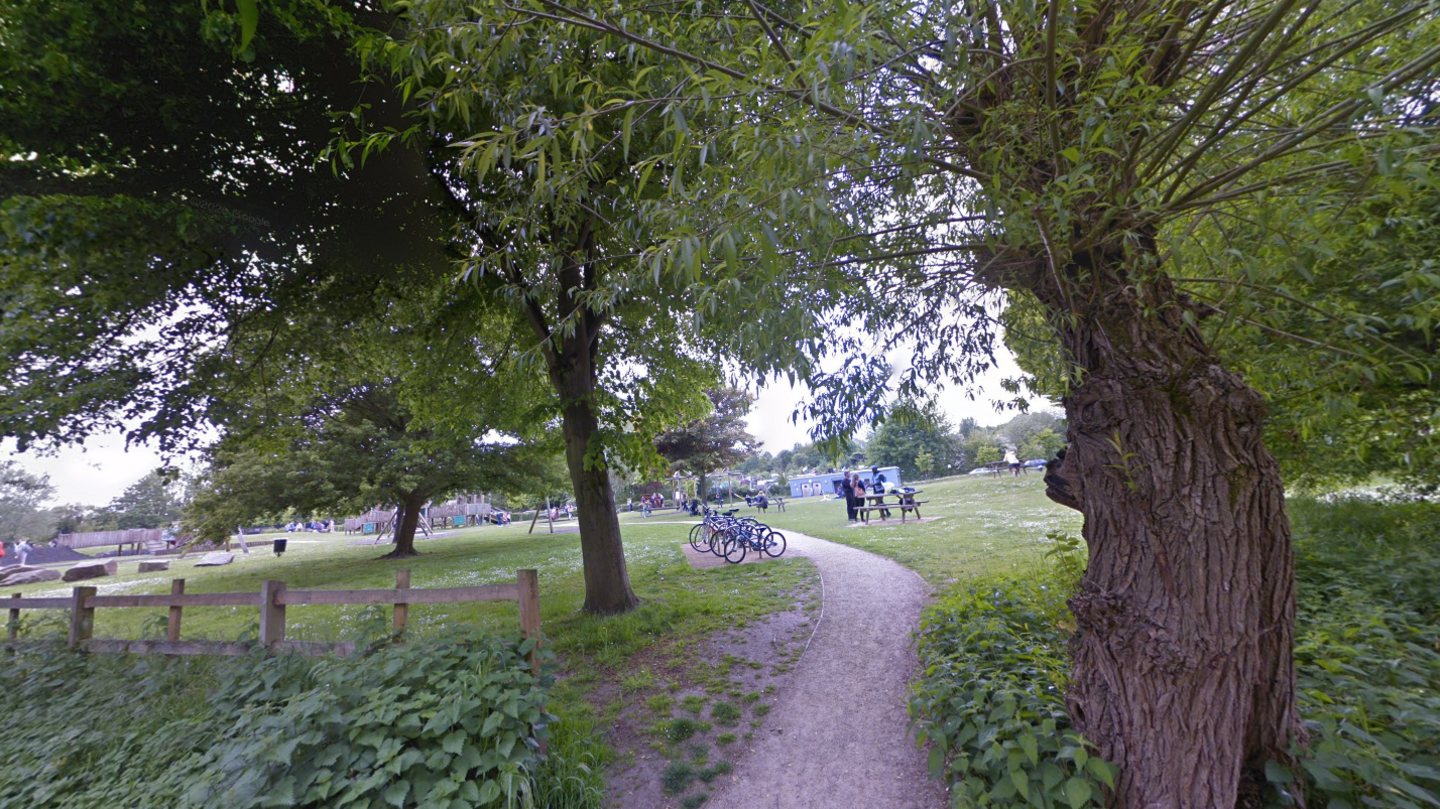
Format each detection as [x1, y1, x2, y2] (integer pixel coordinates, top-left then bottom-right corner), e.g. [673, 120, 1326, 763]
[705, 530, 948, 809]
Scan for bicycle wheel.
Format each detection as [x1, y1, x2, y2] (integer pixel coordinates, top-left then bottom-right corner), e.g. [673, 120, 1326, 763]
[764, 530, 787, 558]
[723, 534, 747, 564]
[711, 527, 731, 556]
[689, 523, 711, 552]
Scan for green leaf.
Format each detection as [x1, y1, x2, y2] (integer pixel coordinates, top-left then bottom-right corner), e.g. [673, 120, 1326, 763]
[441, 730, 465, 755]
[383, 779, 411, 807]
[1064, 777, 1093, 808]
[481, 712, 504, 737]
[476, 779, 502, 804]
[1019, 732, 1039, 766]
[928, 746, 945, 779]
[623, 106, 635, 161]
[1086, 758, 1116, 789]
[236, 0, 259, 52]
[1009, 767, 1030, 800]
[1061, 147, 1080, 163]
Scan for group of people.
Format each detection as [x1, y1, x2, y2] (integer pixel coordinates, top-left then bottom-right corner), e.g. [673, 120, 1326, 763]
[0, 539, 35, 565]
[743, 492, 771, 512]
[838, 466, 894, 522]
[285, 520, 335, 533]
[625, 493, 668, 517]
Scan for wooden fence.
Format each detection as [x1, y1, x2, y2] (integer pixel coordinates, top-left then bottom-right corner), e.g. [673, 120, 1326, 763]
[4, 569, 541, 667]
[57, 528, 163, 550]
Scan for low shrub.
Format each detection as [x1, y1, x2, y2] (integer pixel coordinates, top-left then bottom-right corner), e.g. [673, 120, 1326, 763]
[912, 498, 1440, 809]
[710, 701, 741, 726]
[909, 574, 1114, 808]
[1287, 495, 1440, 808]
[661, 761, 696, 795]
[0, 631, 587, 809]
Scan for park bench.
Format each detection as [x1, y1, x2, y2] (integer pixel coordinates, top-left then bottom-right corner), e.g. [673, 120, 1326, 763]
[856, 499, 928, 525]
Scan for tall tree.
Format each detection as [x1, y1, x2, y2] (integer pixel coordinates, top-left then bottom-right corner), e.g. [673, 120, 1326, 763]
[0, 0, 453, 451]
[189, 289, 560, 558]
[479, 0, 1440, 802]
[0, 461, 55, 542]
[343, 3, 834, 613]
[100, 469, 183, 530]
[655, 387, 761, 502]
[865, 399, 963, 480]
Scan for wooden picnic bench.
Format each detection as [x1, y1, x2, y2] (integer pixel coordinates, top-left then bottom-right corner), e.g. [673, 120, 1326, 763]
[856, 490, 927, 524]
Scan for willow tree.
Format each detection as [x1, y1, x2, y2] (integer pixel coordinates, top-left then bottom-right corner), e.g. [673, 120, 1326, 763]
[479, 0, 1440, 802]
[343, 0, 845, 613]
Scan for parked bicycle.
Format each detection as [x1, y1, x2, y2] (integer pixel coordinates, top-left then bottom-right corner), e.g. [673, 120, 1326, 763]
[688, 506, 786, 563]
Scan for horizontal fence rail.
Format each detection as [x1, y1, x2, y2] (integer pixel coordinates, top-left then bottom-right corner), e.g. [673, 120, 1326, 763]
[56, 528, 163, 549]
[4, 569, 541, 668]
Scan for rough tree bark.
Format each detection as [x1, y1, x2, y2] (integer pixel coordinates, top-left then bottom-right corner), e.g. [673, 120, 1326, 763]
[1041, 267, 1300, 809]
[518, 219, 640, 615]
[380, 490, 427, 559]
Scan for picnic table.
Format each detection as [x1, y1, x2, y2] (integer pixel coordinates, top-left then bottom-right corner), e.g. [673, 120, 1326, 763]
[856, 489, 927, 525]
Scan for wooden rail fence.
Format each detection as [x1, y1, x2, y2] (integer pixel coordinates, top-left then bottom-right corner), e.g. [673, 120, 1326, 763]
[5, 569, 542, 668]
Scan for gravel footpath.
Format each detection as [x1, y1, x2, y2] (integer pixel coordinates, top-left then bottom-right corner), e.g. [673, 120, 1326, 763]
[706, 530, 948, 809]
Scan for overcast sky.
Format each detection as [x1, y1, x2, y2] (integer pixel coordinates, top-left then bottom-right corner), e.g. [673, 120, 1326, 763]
[5, 346, 1053, 507]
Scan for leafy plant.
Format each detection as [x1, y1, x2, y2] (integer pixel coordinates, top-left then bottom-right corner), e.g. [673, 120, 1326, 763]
[1285, 495, 1440, 808]
[661, 761, 696, 795]
[0, 631, 571, 809]
[710, 702, 741, 726]
[667, 718, 701, 742]
[910, 575, 1114, 808]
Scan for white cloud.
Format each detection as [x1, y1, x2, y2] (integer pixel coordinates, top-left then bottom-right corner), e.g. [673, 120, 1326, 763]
[3, 434, 166, 507]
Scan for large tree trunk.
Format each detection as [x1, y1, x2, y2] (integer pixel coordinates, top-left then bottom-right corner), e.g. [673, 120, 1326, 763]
[528, 218, 640, 616]
[562, 396, 641, 614]
[1043, 274, 1301, 808]
[380, 490, 426, 559]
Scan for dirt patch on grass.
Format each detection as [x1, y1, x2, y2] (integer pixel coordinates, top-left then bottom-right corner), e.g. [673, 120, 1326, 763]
[598, 567, 821, 809]
[680, 542, 780, 570]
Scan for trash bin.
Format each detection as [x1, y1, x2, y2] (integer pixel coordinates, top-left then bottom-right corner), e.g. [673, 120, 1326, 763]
[273, 538, 288, 556]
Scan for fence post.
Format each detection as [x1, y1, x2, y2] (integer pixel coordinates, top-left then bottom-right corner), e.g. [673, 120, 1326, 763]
[259, 580, 287, 649]
[8, 593, 20, 642]
[167, 579, 185, 642]
[393, 569, 411, 637]
[516, 569, 541, 672]
[68, 586, 96, 649]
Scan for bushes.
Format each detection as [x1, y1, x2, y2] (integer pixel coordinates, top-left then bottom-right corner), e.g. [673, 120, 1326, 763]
[912, 497, 1440, 809]
[1287, 495, 1440, 809]
[0, 632, 596, 809]
[909, 574, 1114, 808]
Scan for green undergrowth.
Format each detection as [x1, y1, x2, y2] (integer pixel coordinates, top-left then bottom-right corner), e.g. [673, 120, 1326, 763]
[1286, 494, 1440, 809]
[911, 494, 1440, 809]
[3, 521, 816, 807]
[0, 630, 602, 809]
[909, 561, 1115, 809]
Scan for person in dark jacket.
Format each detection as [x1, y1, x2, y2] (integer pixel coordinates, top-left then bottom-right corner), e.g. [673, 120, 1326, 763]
[871, 466, 891, 519]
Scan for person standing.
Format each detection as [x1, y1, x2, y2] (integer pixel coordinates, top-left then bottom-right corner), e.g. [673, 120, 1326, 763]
[1005, 449, 1021, 476]
[840, 472, 856, 521]
[870, 466, 892, 519]
[852, 473, 868, 522]
[15, 539, 32, 565]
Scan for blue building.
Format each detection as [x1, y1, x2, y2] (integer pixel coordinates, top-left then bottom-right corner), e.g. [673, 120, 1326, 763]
[787, 466, 902, 498]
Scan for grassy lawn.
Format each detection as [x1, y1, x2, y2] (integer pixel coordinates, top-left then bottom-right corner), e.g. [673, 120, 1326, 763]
[6, 516, 817, 808]
[753, 472, 1083, 585]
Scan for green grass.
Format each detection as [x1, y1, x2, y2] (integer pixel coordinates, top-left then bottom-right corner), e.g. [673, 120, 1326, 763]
[7, 517, 819, 806]
[758, 473, 1082, 584]
[10, 520, 811, 651]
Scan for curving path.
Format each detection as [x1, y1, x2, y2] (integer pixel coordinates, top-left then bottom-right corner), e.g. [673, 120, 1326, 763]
[707, 531, 949, 809]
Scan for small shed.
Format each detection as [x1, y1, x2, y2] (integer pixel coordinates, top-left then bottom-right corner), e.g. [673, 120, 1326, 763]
[787, 466, 902, 498]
